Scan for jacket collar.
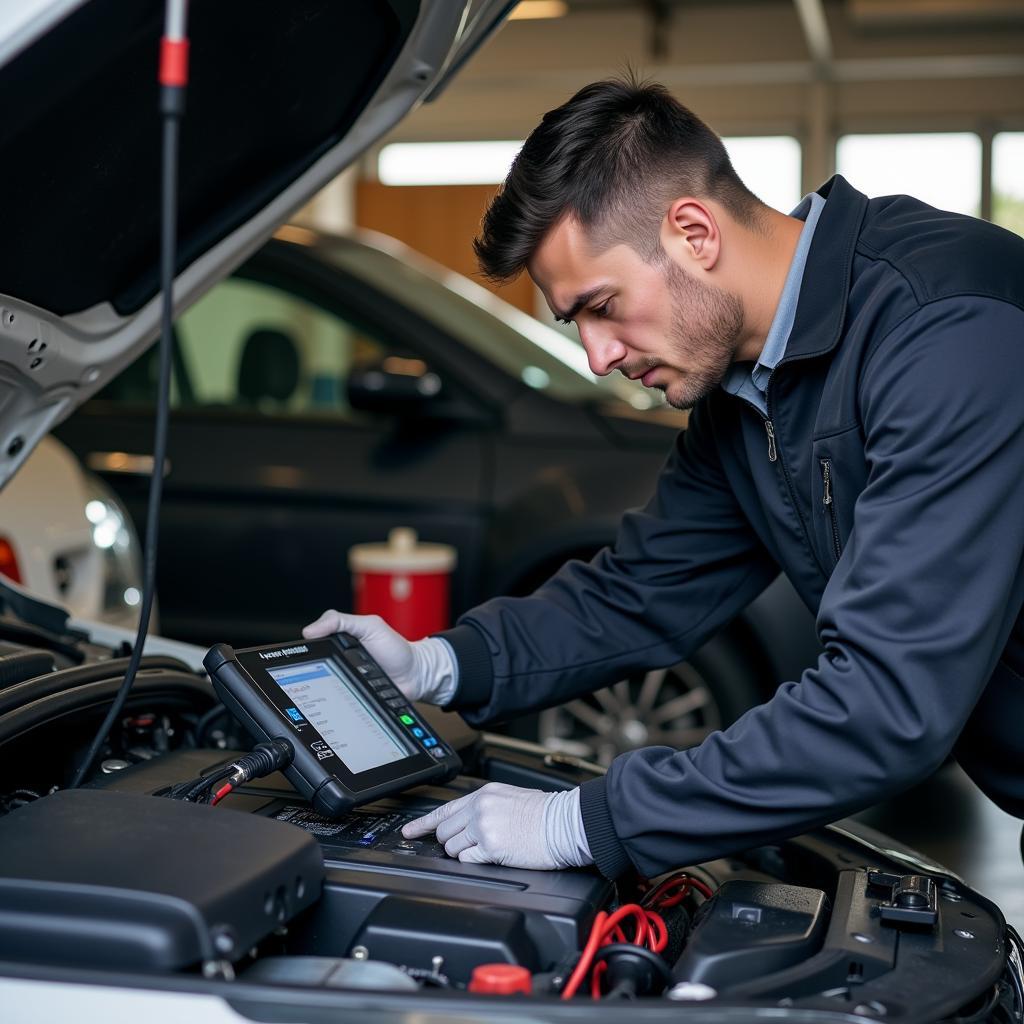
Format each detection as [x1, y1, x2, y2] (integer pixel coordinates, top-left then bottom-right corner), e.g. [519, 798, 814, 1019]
[780, 175, 869, 364]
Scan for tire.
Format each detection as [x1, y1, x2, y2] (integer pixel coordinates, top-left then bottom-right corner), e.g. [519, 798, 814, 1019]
[534, 629, 766, 767]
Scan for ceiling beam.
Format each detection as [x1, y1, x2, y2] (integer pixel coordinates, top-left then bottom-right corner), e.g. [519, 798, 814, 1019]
[454, 53, 1024, 92]
[793, 0, 833, 71]
[646, 0, 671, 60]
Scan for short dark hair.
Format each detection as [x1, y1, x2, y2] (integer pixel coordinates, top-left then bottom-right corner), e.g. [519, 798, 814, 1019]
[474, 75, 766, 283]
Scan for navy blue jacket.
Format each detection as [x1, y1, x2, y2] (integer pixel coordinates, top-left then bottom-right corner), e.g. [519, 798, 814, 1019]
[440, 175, 1024, 880]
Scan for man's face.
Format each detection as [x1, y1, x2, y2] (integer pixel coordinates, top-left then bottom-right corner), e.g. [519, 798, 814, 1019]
[529, 216, 744, 410]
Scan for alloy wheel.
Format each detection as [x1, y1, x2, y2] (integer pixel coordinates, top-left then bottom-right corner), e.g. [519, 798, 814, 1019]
[537, 661, 723, 767]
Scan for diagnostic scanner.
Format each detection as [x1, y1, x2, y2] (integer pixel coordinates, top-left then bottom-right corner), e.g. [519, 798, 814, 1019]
[203, 635, 461, 816]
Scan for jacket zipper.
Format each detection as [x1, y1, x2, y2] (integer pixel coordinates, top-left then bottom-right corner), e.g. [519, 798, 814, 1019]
[762, 385, 829, 578]
[820, 458, 842, 563]
[757, 367, 837, 580]
[764, 420, 777, 462]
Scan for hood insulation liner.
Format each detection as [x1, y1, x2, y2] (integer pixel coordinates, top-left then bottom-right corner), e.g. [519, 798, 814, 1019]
[0, 0, 417, 317]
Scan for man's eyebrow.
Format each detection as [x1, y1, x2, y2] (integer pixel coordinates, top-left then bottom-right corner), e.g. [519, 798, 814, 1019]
[552, 287, 606, 323]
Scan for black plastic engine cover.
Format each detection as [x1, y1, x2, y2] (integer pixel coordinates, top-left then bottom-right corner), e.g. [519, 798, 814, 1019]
[673, 880, 829, 990]
[90, 749, 614, 982]
[352, 895, 540, 977]
[279, 792, 612, 982]
[0, 789, 324, 971]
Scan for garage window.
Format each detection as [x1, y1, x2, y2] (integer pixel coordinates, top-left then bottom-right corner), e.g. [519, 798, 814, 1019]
[377, 137, 803, 212]
[993, 132, 1024, 236]
[378, 141, 522, 185]
[722, 137, 803, 213]
[836, 133, 982, 216]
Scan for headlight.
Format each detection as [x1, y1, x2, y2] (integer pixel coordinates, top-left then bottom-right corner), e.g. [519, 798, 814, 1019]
[81, 476, 155, 631]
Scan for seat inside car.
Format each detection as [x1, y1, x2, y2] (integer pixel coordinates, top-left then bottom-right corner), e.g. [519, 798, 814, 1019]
[237, 327, 301, 410]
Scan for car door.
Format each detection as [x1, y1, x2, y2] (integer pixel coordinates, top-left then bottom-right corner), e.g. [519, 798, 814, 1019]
[55, 270, 490, 648]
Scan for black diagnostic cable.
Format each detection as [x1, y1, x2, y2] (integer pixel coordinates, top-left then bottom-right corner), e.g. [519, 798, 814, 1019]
[69, 0, 190, 788]
[164, 763, 236, 803]
[165, 740, 293, 805]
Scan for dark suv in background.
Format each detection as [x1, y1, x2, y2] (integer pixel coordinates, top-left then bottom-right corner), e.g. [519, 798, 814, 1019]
[56, 228, 819, 760]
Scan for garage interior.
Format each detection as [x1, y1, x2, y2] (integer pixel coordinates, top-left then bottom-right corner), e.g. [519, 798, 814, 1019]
[295, 0, 1024, 933]
[1, 0, 1023, 1015]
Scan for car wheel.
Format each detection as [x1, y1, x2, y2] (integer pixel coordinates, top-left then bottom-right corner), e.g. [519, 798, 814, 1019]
[536, 631, 764, 766]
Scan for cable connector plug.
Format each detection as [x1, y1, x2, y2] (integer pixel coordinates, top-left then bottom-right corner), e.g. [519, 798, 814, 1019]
[211, 739, 293, 805]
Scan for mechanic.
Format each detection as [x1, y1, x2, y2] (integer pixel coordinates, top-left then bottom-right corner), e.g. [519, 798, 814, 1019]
[306, 77, 1024, 880]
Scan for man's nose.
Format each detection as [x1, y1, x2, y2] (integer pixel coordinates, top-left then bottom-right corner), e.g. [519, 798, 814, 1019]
[579, 324, 626, 376]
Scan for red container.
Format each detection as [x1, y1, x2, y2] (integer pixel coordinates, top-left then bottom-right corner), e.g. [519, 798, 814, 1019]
[349, 528, 457, 641]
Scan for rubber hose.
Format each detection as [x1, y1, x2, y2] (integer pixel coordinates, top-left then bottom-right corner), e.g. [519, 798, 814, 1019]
[0, 650, 55, 689]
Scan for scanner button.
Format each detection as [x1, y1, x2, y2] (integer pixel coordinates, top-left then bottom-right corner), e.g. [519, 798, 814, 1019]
[423, 737, 437, 748]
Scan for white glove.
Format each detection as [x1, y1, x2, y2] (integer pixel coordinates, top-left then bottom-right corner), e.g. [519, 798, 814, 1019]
[301, 610, 457, 705]
[402, 783, 593, 870]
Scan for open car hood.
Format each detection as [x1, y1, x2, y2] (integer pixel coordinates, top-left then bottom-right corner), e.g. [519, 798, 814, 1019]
[0, 0, 512, 491]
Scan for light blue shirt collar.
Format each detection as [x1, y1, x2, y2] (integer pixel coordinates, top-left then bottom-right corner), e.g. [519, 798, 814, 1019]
[721, 191, 826, 416]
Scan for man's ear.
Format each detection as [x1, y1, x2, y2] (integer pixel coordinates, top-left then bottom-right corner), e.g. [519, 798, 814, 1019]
[661, 198, 721, 270]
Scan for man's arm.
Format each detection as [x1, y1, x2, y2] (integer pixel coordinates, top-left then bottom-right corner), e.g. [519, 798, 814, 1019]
[440, 397, 779, 721]
[581, 297, 1024, 879]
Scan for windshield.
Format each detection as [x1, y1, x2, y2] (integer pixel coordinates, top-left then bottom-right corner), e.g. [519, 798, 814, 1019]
[318, 232, 665, 410]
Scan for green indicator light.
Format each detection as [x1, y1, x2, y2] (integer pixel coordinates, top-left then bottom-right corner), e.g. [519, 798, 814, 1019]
[400, 715, 414, 725]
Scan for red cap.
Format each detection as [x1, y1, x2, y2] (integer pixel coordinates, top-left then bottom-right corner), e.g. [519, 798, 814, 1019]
[467, 963, 532, 995]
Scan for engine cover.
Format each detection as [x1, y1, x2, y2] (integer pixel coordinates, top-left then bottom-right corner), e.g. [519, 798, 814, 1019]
[93, 749, 614, 982]
[0, 788, 323, 972]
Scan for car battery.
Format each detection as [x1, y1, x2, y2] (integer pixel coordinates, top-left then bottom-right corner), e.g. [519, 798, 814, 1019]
[349, 527, 456, 640]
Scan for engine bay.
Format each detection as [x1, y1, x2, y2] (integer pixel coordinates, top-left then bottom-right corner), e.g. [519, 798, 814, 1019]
[0, 623, 1020, 1022]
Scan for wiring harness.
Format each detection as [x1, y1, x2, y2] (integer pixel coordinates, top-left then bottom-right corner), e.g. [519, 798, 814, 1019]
[560, 871, 715, 999]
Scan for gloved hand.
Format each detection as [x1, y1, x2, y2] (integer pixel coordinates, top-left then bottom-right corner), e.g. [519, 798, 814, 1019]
[402, 782, 593, 870]
[302, 610, 457, 705]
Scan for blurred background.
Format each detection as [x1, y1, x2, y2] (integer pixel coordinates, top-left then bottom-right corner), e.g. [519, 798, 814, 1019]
[297, 0, 1024, 319]
[33, 0, 1024, 929]
[289, 0, 1023, 930]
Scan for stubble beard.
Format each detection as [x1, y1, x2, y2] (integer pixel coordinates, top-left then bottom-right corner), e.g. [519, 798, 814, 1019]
[659, 259, 745, 411]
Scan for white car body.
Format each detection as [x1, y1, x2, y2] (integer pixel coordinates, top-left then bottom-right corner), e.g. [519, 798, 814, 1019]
[0, 435, 144, 628]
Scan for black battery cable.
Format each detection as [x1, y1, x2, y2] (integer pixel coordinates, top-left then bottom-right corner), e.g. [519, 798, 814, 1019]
[70, 0, 190, 788]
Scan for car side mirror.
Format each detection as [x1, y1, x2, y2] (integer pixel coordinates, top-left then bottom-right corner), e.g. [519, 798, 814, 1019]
[347, 358, 444, 415]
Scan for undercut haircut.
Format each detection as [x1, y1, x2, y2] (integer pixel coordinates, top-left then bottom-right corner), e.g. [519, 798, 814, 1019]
[474, 75, 767, 283]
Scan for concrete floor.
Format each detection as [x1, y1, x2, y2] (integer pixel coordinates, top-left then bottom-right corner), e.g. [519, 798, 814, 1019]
[854, 763, 1024, 933]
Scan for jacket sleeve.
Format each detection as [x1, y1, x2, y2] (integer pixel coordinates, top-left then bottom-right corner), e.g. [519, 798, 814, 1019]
[580, 296, 1024, 880]
[438, 395, 780, 722]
